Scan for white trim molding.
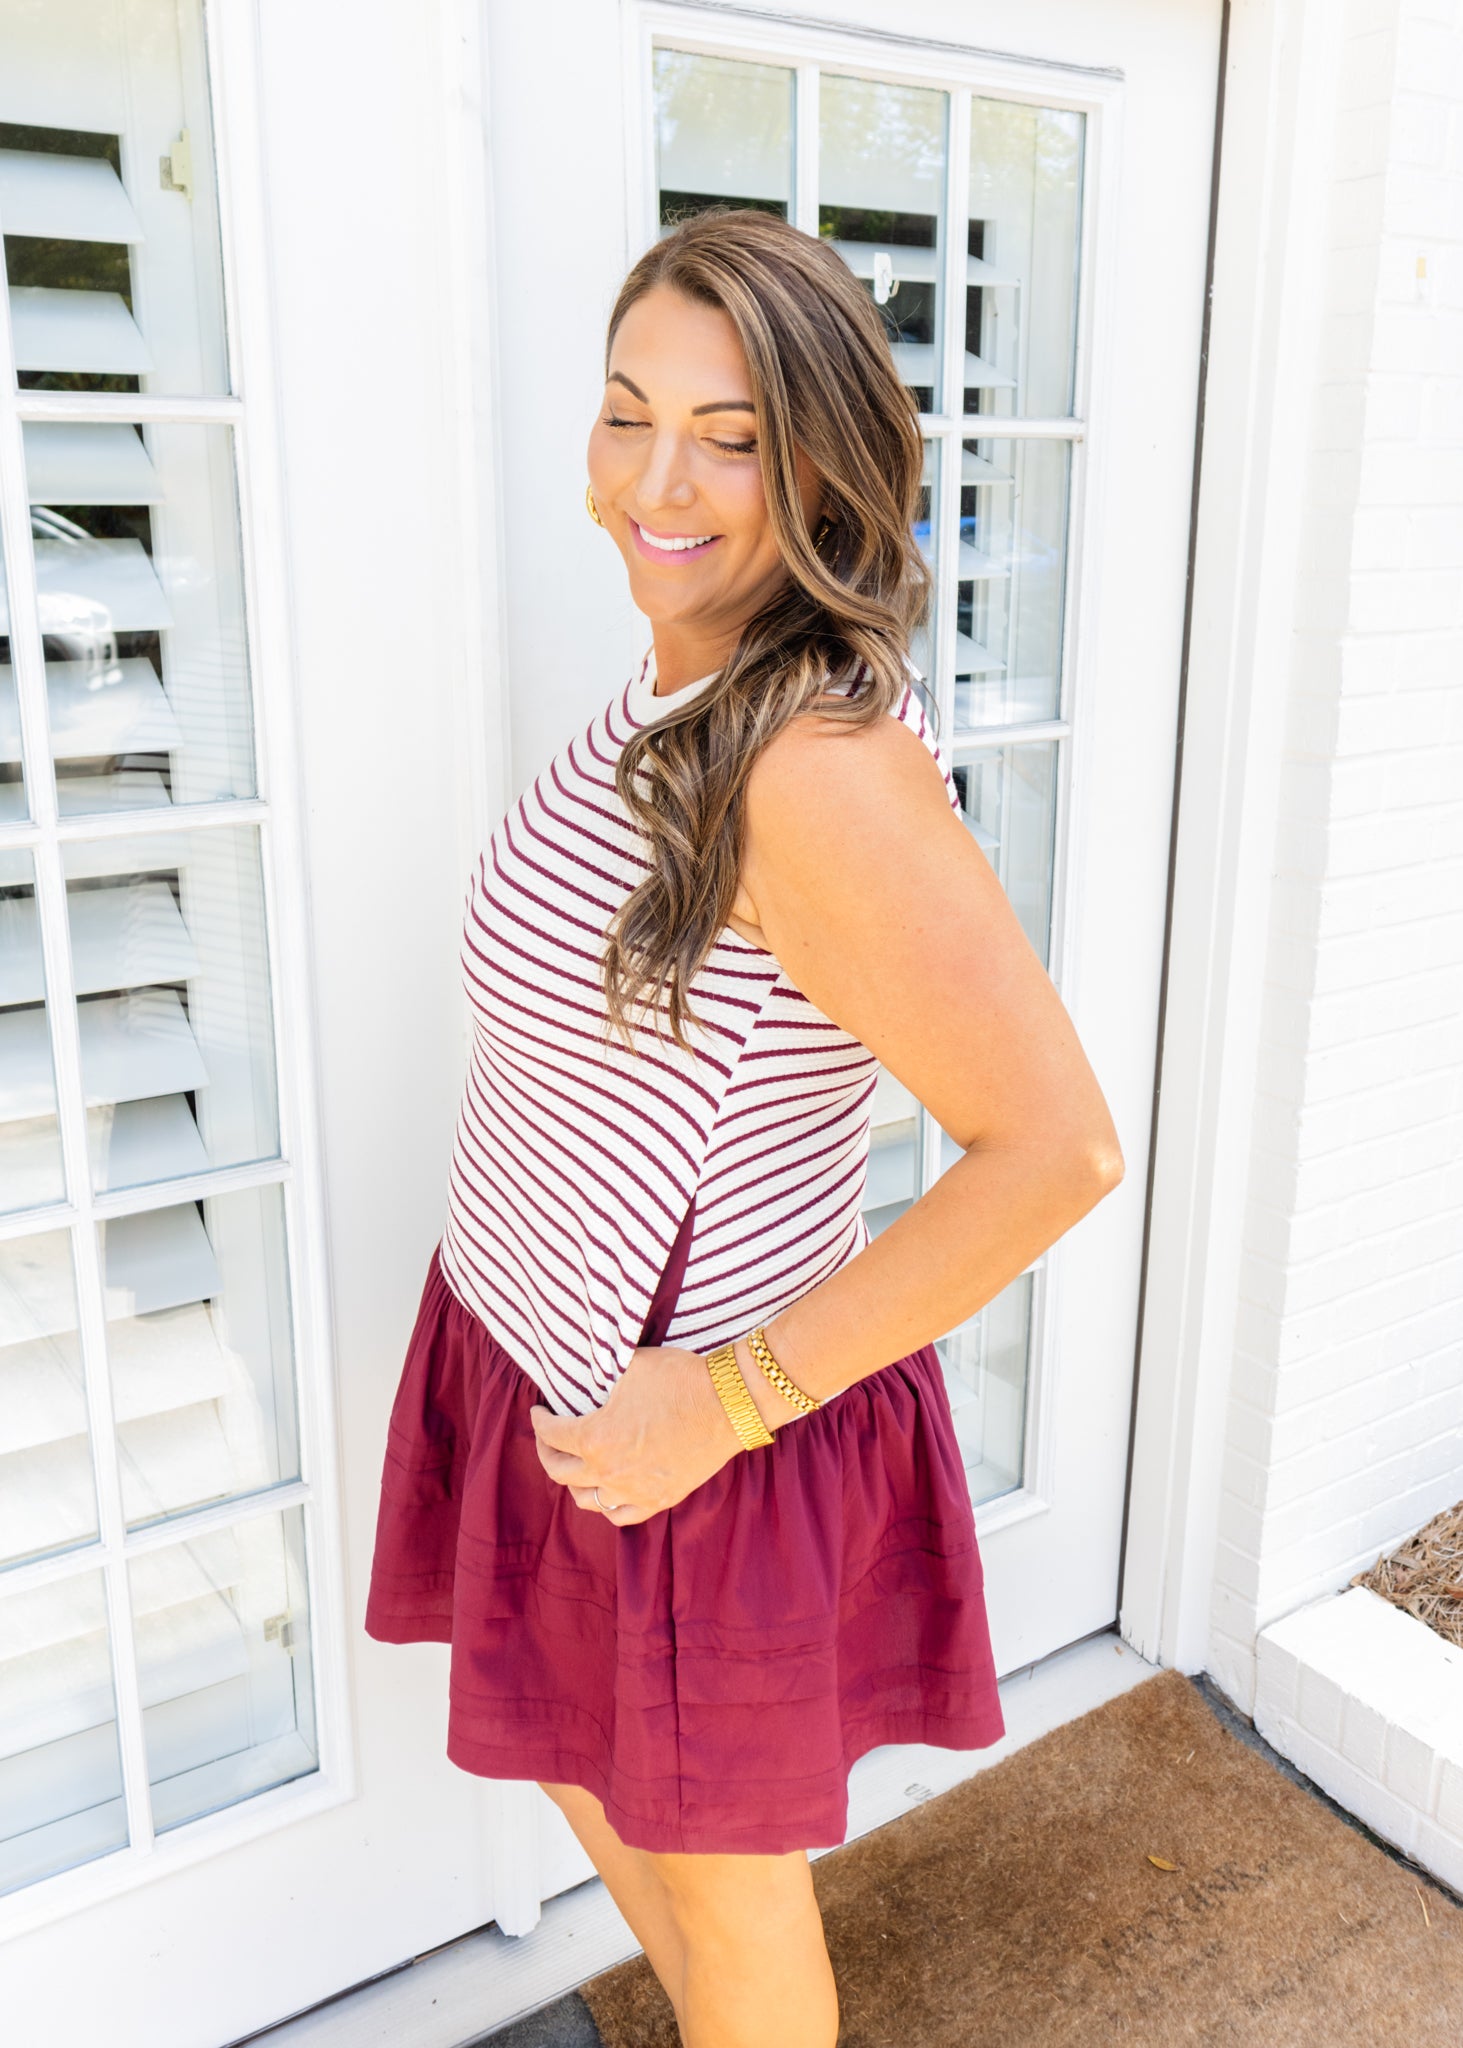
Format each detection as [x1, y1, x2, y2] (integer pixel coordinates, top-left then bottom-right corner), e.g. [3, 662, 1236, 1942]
[1120, 0, 1349, 1674]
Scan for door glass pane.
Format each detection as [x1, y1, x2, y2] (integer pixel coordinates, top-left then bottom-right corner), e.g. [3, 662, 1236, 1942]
[0, 850, 65, 1210]
[938, 1274, 1032, 1504]
[655, 49, 793, 225]
[864, 1066, 919, 1237]
[822, 76, 947, 413]
[0, 1, 229, 397]
[965, 99, 1083, 419]
[63, 822, 279, 1194]
[0, 1226, 96, 1566]
[0, 1567, 127, 1895]
[952, 740, 1058, 968]
[132, 1502, 317, 1833]
[21, 423, 256, 809]
[98, 1182, 299, 1529]
[954, 436, 1070, 733]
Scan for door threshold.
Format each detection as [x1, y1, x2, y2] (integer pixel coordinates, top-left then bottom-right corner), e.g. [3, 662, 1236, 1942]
[249, 1630, 1158, 2048]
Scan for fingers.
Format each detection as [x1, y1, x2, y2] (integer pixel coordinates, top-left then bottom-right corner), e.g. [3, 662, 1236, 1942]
[567, 1481, 650, 1525]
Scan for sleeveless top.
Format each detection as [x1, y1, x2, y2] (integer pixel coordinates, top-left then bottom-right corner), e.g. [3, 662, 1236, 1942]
[436, 650, 962, 1416]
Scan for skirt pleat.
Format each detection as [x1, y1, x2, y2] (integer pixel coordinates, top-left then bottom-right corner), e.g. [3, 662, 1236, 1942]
[364, 1245, 1005, 1855]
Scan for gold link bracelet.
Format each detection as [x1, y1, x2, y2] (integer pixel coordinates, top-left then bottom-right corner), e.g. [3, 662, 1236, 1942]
[745, 1325, 823, 1415]
[704, 1341, 775, 1450]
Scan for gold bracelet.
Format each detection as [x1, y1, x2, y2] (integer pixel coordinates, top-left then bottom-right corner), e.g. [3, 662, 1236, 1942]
[745, 1325, 822, 1415]
[704, 1341, 775, 1450]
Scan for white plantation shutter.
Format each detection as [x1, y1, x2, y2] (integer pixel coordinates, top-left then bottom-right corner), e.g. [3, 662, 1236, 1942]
[0, 3, 316, 1905]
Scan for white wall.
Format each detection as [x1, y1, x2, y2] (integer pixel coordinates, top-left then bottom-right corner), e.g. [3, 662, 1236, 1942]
[1208, 0, 1463, 1710]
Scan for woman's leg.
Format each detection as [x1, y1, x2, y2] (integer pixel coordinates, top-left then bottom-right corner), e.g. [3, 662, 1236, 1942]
[649, 1845, 839, 2048]
[537, 1781, 689, 2023]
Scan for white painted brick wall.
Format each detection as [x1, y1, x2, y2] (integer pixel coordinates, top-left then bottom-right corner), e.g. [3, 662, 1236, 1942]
[1208, 0, 1463, 1711]
[1255, 1589, 1463, 1894]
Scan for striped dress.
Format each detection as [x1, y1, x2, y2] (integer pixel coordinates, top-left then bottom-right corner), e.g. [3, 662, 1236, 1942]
[437, 651, 961, 1417]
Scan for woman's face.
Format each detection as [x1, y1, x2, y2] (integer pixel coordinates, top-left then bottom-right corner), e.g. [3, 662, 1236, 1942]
[587, 284, 822, 647]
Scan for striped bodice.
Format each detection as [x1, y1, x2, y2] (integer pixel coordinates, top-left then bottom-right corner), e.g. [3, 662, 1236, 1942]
[437, 652, 961, 1416]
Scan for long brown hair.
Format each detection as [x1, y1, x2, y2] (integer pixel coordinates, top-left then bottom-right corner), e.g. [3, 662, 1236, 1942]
[601, 208, 931, 1049]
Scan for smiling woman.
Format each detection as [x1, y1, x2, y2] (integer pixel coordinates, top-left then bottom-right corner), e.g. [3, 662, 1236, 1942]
[365, 208, 1123, 2048]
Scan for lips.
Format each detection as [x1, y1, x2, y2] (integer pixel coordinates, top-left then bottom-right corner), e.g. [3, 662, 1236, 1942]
[629, 519, 722, 562]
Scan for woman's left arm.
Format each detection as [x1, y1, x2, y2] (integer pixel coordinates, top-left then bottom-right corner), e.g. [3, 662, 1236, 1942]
[739, 707, 1125, 1414]
[528, 707, 1125, 1515]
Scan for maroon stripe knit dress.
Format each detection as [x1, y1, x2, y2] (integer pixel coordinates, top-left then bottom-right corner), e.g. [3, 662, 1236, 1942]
[365, 656, 1004, 1854]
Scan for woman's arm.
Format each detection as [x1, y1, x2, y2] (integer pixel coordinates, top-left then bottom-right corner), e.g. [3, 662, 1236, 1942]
[732, 705, 1124, 1425]
[528, 704, 1125, 1517]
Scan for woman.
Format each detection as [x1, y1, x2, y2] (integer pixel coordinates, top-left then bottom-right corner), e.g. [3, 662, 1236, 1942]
[367, 209, 1123, 2048]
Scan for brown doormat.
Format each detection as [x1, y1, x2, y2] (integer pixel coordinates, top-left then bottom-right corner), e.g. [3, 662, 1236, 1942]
[578, 1669, 1463, 2047]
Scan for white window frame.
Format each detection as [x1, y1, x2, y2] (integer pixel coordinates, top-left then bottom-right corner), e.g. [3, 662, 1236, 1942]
[625, 2, 1125, 1539]
[0, 0, 352, 1941]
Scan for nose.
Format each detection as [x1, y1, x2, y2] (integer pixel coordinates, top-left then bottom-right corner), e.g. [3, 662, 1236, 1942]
[634, 428, 699, 515]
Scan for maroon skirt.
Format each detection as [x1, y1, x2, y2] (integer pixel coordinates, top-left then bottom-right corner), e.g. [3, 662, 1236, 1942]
[364, 1237, 1005, 1855]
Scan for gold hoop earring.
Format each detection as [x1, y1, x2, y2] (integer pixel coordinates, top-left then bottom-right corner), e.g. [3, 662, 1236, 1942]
[586, 484, 604, 528]
[814, 517, 833, 558]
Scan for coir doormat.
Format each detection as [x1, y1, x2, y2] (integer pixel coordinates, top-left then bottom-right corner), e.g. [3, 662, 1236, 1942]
[578, 1669, 1462, 2046]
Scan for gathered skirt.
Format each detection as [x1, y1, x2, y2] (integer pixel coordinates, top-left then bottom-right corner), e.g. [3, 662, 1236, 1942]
[364, 1242, 1005, 1855]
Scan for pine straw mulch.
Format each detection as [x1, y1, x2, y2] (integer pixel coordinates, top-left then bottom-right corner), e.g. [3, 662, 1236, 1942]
[1353, 1500, 1463, 1649]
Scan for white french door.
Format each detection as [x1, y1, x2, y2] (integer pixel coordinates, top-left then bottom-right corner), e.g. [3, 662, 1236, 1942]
[489, 0, 1223, 1885]
[3, 1, 1223, 2042]
[0, 4, 526, 2045]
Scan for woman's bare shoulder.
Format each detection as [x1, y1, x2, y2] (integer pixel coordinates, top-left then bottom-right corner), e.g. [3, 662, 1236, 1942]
[738, 704, 962, 946]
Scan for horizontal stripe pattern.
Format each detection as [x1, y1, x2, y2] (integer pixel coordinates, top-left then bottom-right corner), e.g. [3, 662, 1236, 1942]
[438, 655, 962, 1415]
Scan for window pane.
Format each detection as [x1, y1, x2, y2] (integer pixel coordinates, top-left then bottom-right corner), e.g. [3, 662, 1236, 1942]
[952, 740, 1058, 969]
[938, 1272, 1031, 1504]
[0, 850, 65, 1211]
[131, 1502, 317, 1833]
[863, 1065, 919, 1237]
[21, 423, 256, 809]
[822, 76, 947, 413]
[964, 99, 1083, 419]
[954, 436, 1071, 734]
[0, 1227, 97, 1566]
[98, 1182, 299, 1529]
[0, 1567, 127, 1894]
[0, 2, 229, 396]
[63, 822, 279, 1194]
[654, 49, 792, 226]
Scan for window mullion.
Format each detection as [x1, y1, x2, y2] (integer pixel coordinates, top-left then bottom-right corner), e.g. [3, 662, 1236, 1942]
[793, 63, 819, 236]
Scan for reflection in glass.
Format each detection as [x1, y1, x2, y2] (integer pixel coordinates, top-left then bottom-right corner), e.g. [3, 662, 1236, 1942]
[821, 75, 947, 410]
[954, 437, 1070, 732]
[1, 35, 228, 399]
[655, 50, 793, 226]
[0, 1568, 127, 1896]
[14, 423, 255, 807]
[0, 537, 28, 824]
[98, 1183, 299, 1529]
[938, 1272, 1032, 1504]
[965, 98, 1083, 418]
[952, 741, 1057, 968]
[63, 823, 279, 1194]
[0, 851, 65, 1211]
[0, 1227, 96, 1566]
[132, 1503, 317, 1833]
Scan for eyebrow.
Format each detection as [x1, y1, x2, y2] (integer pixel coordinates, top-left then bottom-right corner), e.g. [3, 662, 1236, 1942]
[606, 371, 755, 417]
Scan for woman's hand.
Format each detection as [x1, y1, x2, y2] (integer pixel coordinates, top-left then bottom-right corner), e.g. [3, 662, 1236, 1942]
[528, 1343, 752, 1525]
